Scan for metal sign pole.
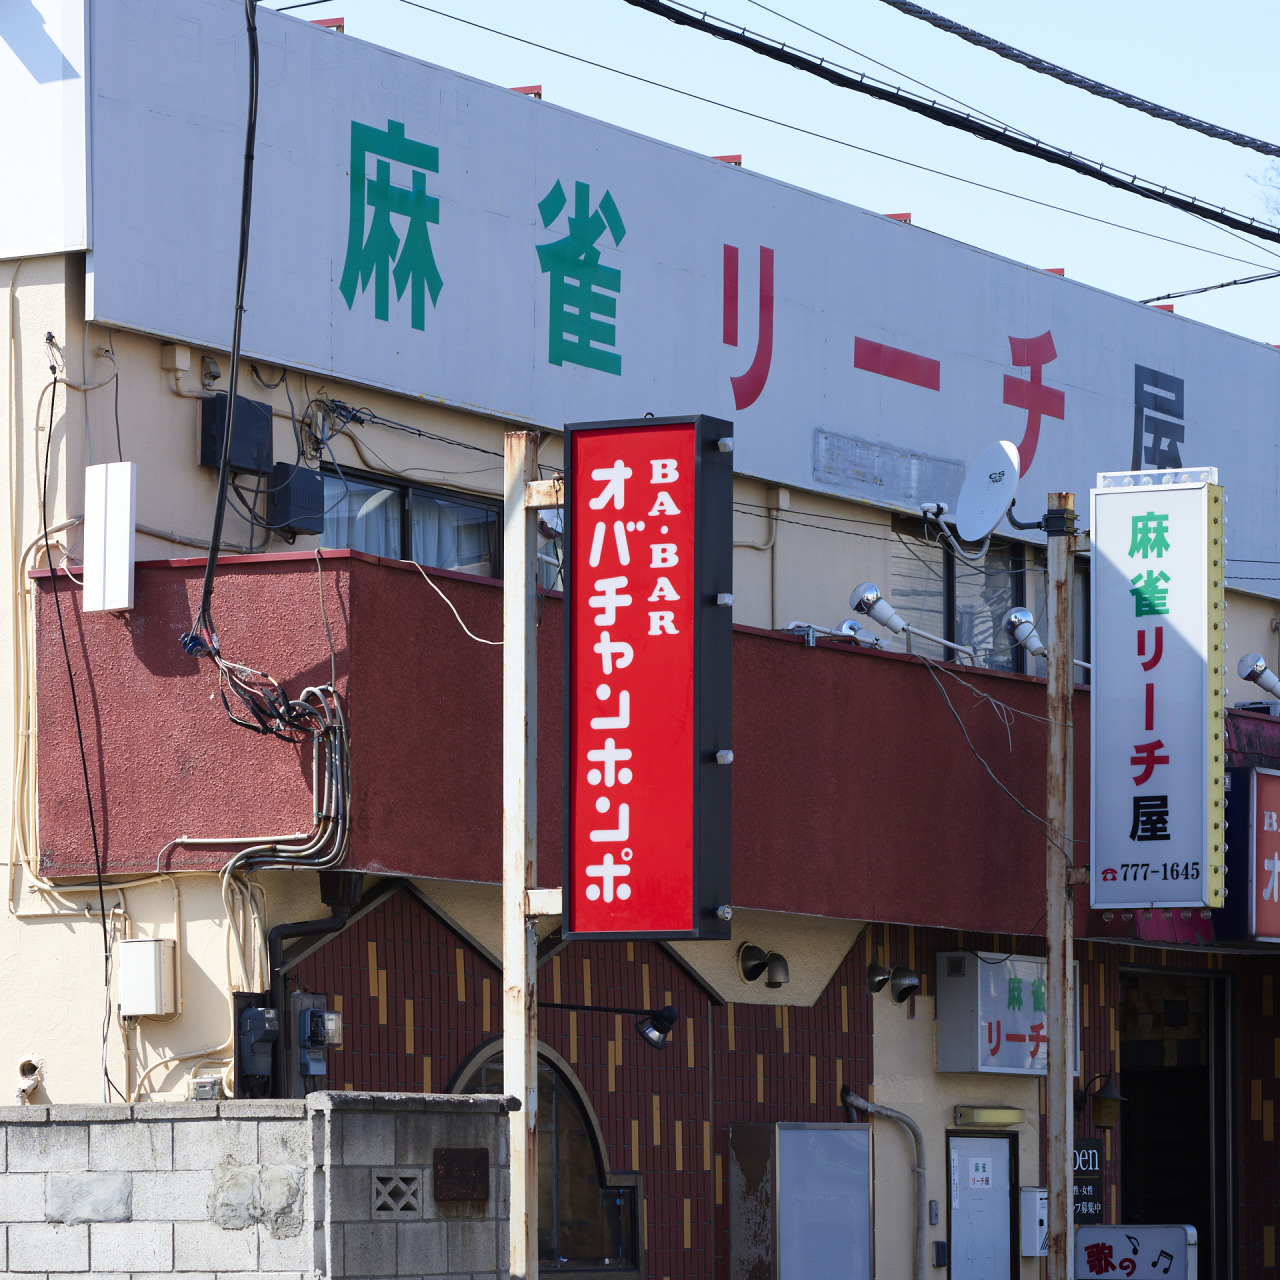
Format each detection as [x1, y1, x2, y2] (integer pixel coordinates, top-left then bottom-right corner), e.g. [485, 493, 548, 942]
[502, 431, 564, 1280]
[503, 430, 540, 1280]
[1045, 491, 1078, 1280]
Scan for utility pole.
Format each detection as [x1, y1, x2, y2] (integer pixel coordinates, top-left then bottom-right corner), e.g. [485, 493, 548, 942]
[502, 430, 563, 1280]
[1044, 491, 1079, 1280]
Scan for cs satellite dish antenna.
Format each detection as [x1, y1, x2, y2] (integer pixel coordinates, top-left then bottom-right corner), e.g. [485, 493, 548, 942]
[922, 439, 1030, 562]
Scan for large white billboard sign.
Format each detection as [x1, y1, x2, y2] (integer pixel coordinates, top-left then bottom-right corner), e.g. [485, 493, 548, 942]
[0, 0, 87, 257]
[1090, 472, 1226, 910]
[9, 1, 1280, 566]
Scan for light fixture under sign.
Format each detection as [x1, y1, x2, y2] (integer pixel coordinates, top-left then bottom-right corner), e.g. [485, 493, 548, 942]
[954, 1106, 1026, 1127]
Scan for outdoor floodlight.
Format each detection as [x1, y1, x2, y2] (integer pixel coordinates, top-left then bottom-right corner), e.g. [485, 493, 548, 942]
[838, 618, 882, 648]
[635, 1005, 679, 1049]
[1002, 606, 1047, 659]
[1239, 653, 1280, 697]
[851, 582, 906, 635]
[738, 943, 769, 983]
[889, 963, 921, 1004]
[765, 952, 790, 989]
[852, 581, 977, 664]
[865, 963, 891, 995]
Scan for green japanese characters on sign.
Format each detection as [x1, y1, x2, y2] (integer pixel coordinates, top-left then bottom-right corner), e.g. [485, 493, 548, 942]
[1130, 569, 1171, 616]
[1128, 512, 1171, 560]
[340, 120, 444, 332]
[537, 180, 626, 375]
[1128, 512, 1172, 617]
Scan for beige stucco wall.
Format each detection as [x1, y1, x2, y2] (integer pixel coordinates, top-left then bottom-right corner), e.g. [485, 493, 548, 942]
[871, 991, 1042, 1280]
[1225, 586, 1280, 707]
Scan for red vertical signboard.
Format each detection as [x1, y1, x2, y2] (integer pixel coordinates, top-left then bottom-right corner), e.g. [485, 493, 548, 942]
[1251, 768, 1280, 942]
[564, 416, 733, 939]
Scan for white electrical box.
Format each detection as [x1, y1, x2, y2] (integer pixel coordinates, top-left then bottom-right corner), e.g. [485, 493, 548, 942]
[119, 938, 176, 1016]
[82, 461, 136, 612]
[1019, 1187, 1048, 1257]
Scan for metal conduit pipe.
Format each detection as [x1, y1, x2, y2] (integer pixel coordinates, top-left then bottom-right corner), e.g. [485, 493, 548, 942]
[268, 870, 363, 1097]
[842, 1083, 926, 1280]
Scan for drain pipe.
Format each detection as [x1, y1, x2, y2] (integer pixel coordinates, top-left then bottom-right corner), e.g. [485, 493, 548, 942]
[268, 871, 363, 1098]
[842, 1083, 926, 1280]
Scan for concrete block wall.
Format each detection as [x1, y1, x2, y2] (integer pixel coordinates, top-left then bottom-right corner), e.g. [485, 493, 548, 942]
[0, 1093, 514, 1280]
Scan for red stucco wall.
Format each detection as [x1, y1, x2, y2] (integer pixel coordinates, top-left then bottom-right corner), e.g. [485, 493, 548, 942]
[37, 552, 1090, 934]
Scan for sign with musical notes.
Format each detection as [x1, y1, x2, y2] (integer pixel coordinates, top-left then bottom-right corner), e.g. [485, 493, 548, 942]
[1075, 1224, 1197, 1279]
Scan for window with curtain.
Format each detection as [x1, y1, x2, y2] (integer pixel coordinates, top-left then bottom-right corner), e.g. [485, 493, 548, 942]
[321, 467, 500, 577]
[888, 520, 1089, 677]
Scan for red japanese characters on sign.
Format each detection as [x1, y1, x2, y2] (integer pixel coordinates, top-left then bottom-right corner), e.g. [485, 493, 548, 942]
[1251, 769, 1280, 942]
[563, 417, 733, 939]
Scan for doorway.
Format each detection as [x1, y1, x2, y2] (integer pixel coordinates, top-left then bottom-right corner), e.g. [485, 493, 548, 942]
[1118, 970, 1231, 1280]
[947, 1131, 1017, 1280]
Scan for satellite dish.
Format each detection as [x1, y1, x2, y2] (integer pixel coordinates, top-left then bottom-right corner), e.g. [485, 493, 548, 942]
[955, 440, 1020, 543]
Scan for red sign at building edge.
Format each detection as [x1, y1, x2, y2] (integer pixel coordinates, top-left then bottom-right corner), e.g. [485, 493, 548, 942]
[1251, 768, 1280, 942]
[563, 416, 733, 940]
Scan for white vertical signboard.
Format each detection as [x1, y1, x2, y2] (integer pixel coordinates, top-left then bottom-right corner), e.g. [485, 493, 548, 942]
[1090, 471, 1226, 910]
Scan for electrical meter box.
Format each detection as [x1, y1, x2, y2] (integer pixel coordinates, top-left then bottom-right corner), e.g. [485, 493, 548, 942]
[1020, 1187, 1048, 1256]
[267, 462, 324, 535]
[199, 392, 273, 476]
[119, 938, 176, 1017]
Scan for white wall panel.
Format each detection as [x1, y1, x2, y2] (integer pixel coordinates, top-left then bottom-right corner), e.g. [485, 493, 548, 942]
[80, 0, 1280, 573]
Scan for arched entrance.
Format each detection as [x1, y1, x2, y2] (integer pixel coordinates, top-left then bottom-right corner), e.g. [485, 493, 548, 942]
[457, 1042, 642, 1276]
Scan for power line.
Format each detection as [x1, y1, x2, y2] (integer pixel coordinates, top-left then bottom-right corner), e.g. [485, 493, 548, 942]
[616, 0, 1280, 248]
[870, 0, 1280, 159]
[1140, 268, 1280, 305]
[390, 0, 1274, 272]
[742, 0, 1019, 135]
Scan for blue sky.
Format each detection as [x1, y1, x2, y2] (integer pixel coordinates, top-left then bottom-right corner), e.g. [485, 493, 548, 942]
[268, 0, 1280, 344]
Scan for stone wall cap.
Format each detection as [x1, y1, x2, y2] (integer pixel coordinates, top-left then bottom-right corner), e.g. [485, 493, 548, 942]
[134, 1100, 219, 1119]
[217, 1099, 308, 1118]
[50, 1104, 134, 1122]
[307, 1091, 520, 1115]
[0, 1105, 50, 1123]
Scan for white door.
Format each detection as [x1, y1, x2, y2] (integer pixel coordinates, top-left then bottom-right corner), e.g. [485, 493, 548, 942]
[949, 1135, 1013, 1280]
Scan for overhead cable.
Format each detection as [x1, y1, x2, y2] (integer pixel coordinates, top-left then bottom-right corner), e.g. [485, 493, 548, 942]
[743, 0, 1019, 135]
[1140, 268, 1280, 305]
[615, 0, 1280, 247]
[392, 0, 1273, 271]
[870, 0, 1280, 159]
[190, 0, 261, 658]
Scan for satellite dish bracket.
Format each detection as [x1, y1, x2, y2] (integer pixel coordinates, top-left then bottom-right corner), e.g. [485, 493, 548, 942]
[921, 506, 993, 563]
[1004, 498, 1044, 532]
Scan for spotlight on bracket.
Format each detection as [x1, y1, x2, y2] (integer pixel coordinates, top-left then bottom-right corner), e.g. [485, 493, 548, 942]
[1239, 653, 1280, 697]
[889, 964, 921, 1004]
[738, 943, 790, 988]
[866, 963, 891, 996]
[1003, 606, 1047, 659]
[851, 582, 906, 634]
[636, 1006, 679, 1049]
[738, 943, 769, 984]
[838, 618, 883, 648]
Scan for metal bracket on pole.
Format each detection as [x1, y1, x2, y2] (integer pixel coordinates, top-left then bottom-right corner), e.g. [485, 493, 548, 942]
[526, 888, 564, 918]
[524, 477, 563, 510]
